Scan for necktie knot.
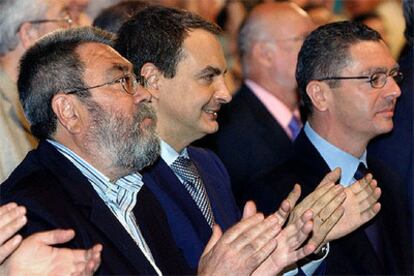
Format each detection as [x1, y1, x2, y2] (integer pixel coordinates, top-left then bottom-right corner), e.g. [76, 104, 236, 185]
[354, 162, 368, 180]
[171, 156, 200, 183]
[288, 116, 302, 140]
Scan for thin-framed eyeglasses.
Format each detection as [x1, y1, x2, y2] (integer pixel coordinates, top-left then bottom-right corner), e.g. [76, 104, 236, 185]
[64, 73, 139, 95]
[28, 9, 73, 27]
[315, 68, 403, 89]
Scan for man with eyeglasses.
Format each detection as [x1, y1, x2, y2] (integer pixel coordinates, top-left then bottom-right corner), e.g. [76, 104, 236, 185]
[197, 2, 315, 210]
[0, 0, 76, 183]
[249, 21, 413, 275]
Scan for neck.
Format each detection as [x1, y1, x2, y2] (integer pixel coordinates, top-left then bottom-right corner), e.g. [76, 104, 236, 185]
[308, 117, 368, 158]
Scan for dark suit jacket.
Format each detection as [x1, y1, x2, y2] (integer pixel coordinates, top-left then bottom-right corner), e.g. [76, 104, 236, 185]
[142, 146, 240, 269]
[198, 84, 294, 208]
[0, 141, 193, 275]
[369, 45, 413, 215]
[247, 131, 413, 275]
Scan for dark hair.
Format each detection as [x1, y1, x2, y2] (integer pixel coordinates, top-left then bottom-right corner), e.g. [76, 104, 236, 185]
[18, 26, 114, 140]
[115, 5, 221, 78]
[93, 0, 150, 34]
[403, 0, 413, 47]
[296, 21, 381, 116]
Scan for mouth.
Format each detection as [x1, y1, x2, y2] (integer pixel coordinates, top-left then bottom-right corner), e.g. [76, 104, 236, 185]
[376, 105, 395, 117]
[203, 108, 219, 120]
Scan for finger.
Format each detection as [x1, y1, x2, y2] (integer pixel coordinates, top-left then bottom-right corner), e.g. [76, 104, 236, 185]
[311, 185, 344, 215]
[30, 229, 75, 246]
[0, 215, 27, 245]
[0, 203, 18, 216]
[311, 206, 344, 249]
[286, 211, 313, 249]
[242, 201, 257, 220]
[0, 234, 23, 263]
[349, 174, 373, 194]
[357, 186, 381, 211]
[275, 185, 301, 225]
[317, 168, 341, 188]
[361, 202, 381, 222]
[317, 190, 346, 223]
[299, 181, 336, 211]
[232, 214, 280, 252]
[246, 237, 278, 271]
[201, 225, 223, 257]
[0, 206, 26, 229]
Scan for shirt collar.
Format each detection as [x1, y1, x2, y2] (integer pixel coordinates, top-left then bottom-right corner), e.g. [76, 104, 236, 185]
[304, 122, 367, 186]
[160, 140, 189, 166]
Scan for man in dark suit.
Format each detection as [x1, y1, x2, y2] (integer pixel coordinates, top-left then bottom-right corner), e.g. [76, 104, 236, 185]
[249, 21, 413, 274]
[200, 2, 315, 208]
[1, 26, 294, 275]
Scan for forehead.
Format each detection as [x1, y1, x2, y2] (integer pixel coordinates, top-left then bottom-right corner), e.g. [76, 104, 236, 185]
[76, 42, 133, 79]
[45, 0, 69, 16]
[179, 29, 227, 72]
[266, 7, 314, 37]
[344, 41, 396, 73]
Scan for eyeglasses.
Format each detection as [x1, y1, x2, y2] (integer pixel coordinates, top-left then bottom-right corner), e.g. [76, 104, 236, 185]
[64, 73, 139, 95]
[316, 68, 403, 89]
[28, 10, 73, 28]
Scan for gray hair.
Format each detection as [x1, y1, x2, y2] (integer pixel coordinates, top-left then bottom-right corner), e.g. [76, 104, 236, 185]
[238, 16, 269, 77]
[0, 0, 48, 55]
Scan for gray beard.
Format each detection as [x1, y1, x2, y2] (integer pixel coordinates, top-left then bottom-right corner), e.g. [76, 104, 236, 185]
[84, 99, 160, 175]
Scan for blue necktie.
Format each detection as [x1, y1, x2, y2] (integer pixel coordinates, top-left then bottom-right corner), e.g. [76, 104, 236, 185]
[288, 116, 302, 140]
[354, 162, 384, 264]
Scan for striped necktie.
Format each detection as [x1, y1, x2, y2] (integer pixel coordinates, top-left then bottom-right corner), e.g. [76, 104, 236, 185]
[171, 156, 215, 227]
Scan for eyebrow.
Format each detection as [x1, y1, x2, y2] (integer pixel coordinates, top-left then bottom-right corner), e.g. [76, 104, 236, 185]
[196, 65, 227, 78]
[362, 64, 399, 75]
[105, 63, 131, 78]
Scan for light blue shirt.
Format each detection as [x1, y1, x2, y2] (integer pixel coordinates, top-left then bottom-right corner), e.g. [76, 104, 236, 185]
[47, 139, 162, 275]
[304, 122, 367, 186]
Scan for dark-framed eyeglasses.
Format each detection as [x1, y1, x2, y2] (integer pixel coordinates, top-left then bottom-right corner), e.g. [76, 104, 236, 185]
[315, 68, 403, 89]
[64, 73, 139, 95]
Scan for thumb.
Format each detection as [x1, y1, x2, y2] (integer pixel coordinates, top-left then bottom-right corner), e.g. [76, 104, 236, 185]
[30, 229, 75, 246]
[318, 167, 341, 188]
[201, 225, 222, 257]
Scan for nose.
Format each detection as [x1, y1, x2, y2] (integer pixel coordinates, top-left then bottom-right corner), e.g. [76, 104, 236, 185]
[214, 79, 232, 104]
[384, 76, 401, 100]
[132, 84, 153, 104]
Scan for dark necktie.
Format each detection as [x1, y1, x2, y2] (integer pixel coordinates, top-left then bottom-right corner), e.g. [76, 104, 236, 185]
[288, 116, 302, 140]
[354, 162, 384, 264]
[171, 156, 215, 227]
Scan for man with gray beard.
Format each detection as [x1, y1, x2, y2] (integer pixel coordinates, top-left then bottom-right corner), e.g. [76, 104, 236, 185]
[0, 26, 190, 275]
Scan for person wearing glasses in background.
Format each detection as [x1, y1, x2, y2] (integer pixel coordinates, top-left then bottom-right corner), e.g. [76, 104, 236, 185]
[0, 0, 90, 183]
[247, 21, 413, 275]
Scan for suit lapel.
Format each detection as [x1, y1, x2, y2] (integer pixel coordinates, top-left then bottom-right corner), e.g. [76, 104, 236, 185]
[34, 141, 157, 274]
[241, 86, 292, 151]
[145, 158, 212, 244]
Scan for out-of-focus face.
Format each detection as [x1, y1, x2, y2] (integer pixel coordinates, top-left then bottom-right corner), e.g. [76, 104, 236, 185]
[34, 0, 73, 35]
[67, 0, 92, 26]
[326, 41, 401, 141]
[76, 43, 159, 173]
[267, 7, 314, 91]
[155, 29, 232, 146]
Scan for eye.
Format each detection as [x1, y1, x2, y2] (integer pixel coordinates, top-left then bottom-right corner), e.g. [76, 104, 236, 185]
[369, 72, 386, 88]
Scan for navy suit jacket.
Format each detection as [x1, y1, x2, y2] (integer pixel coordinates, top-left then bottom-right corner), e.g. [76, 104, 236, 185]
[198, 84, 294, 208]
[247, 131, 413, 275]
[142, 146, 240, 269]
[368, 45, 413, 215]
[1, 141, 192, 275]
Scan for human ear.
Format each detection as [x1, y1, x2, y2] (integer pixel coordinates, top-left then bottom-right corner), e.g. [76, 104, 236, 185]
[306, 81, 330, 112]
[51, 94, 83, 134]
